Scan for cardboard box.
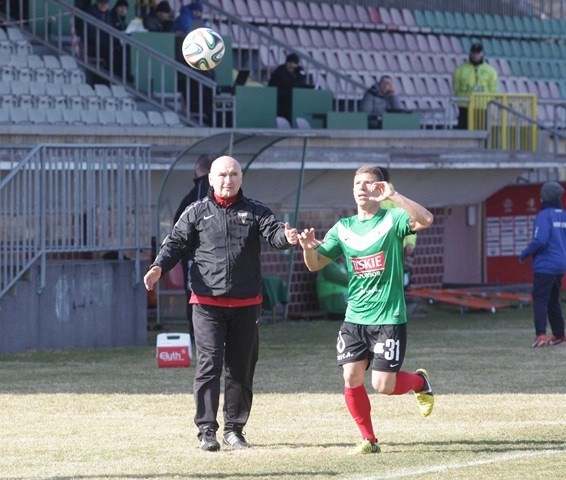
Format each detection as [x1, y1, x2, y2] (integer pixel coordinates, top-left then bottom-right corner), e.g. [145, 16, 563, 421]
[156, 333, 192, 368]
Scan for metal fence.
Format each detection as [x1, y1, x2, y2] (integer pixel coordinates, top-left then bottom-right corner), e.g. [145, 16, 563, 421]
[0, 144, 152, 298]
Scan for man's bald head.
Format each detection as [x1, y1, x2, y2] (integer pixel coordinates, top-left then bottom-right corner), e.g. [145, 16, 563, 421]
[209, 156, 243, 198]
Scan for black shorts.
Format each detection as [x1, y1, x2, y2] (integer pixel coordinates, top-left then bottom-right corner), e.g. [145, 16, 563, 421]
[336, 322, 407, 372]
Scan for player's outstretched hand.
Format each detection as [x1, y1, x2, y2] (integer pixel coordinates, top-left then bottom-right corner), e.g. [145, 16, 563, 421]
[144, 266, 162, 291]
[284, 222, 299, 245]
[298, 228, 324, 250]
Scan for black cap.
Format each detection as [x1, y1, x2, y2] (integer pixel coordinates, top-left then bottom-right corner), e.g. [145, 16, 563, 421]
[286, 53, 299, 64]
[155, 1, 171, 13]
[470, 43, 483, 53]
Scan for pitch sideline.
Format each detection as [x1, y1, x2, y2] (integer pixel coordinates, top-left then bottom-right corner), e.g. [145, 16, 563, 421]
[358, 446, 566, 480]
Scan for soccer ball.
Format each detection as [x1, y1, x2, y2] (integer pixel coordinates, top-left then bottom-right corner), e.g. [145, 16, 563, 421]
[181, 28, 225, 71]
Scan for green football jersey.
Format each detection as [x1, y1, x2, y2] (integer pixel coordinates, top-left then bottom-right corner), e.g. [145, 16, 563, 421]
[317, 208, 412, 326]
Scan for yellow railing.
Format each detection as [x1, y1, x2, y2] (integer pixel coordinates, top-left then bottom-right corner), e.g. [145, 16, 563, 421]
[469, 93, 538, 151]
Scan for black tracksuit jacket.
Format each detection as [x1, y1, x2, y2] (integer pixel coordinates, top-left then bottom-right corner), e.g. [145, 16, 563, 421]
[152, 189, 293, 298]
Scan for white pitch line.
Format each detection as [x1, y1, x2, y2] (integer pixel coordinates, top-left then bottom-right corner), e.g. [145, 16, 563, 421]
[358, 447, 566, 480]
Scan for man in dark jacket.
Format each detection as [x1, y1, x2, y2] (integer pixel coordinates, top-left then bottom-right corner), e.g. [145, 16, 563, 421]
[143, 0, 173, 32]
[268, 53, 309, 122]
[144, 156, 299, 452]
[520, 181, 566, 347]
[172, 154, 213, 336]
[86, 0, 113, 65]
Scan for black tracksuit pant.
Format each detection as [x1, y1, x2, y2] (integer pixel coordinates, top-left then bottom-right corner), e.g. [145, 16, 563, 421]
[532, 272, 565, 337]
[192, 303, 260, 435]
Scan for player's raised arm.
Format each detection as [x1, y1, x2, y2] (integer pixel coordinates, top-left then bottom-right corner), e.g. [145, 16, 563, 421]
[370, 183, 433, 232]
[298, 228, 332, 271]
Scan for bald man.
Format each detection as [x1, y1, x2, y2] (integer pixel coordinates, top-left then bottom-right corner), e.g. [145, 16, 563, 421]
[145, 156, 298, 451]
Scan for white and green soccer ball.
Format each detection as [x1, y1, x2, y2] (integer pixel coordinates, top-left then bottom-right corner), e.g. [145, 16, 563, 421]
[181, 27, 225, 71]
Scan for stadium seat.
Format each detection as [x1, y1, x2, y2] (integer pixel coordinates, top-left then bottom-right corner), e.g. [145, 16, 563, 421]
[0, 105, 9, 123]
[163, 111, 183, 127]
[258, 0, 276, 24]
[397, 53, 411, 72]
[295, 117, 311, 128]
[416, 34, 430, 52]
[115, 110, 133, 126]
[282, 1, 303, 27]
[367, 31, 383, 50]
[392, 32, 407, 50]
[389, 8, 408, 32]
[98, 110, 117, 126]
[147, 111, 165, 126]
[319, 3, 340, 29]
[320, 29, 337, 49]
[283, 27, 299, 46]
[308, 2, 328, 29]
[119, 97, 136, 112]
[246, 0, 267, 24]
[423, 10, 438, 31]
[271, 0, 293, 26]
[345, 30, 361, 50]
[401, 9, 419, 33]
[322, 51, 340, 71]
[275, 116, 291, 128]
[308, 29, 325, 49]
[10, 106, 30, 124]
[81, 109, 99, 125]
[334, 3, 363, 29]
[132, 110, 149, 126]
[232, 0, 254, 23]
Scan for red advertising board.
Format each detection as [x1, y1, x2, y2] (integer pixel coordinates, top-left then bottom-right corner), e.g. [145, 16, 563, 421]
[485, 183, 566, 285]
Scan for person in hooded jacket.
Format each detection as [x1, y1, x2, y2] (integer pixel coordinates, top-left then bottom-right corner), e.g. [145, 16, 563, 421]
[520, 181, 566, 348]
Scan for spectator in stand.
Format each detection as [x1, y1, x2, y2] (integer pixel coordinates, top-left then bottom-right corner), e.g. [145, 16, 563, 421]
[110, 0, 131, 78]
[360, 76, 403, 129]
[173, 154, 214, 338]
[143, 0, 173, 32]
[110, 0, 129, 31]
[452, 43, 499, 129]
[520, 182, 566, 348]
[86, 0, 113, 65]
[85, 0, 114, 84]
[172, 1, 205, 36]
[268, 53, 310, 123]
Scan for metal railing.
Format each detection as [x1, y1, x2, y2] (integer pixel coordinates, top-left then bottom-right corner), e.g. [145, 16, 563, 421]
[0, 144, 152, 298]
[486, 100, 566, 155]
[202, 1, 367, 112]
[5, 0, 220, 126]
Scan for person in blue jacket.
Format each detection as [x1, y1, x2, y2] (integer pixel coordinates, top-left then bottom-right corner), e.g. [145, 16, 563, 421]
[172, 1, 205, 36]
[520, 181, 566, 347]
